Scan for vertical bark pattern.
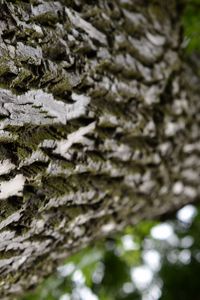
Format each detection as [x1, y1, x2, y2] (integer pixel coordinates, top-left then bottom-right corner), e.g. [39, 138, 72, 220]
[0, 0, 199, 298]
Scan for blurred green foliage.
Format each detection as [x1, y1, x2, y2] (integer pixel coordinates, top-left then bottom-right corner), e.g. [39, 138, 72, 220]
[183, 0, 200, 52]
[20, 204, 200, 300]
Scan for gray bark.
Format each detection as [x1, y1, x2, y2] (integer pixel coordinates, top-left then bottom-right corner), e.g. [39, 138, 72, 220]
[0, 0, 199, 298]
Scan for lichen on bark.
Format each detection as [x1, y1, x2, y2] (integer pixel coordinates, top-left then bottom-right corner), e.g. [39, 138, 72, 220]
[0, 0, 199, 299]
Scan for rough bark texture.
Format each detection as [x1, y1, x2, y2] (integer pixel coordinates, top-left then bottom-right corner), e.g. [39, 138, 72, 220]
[0, 0, 199, 298]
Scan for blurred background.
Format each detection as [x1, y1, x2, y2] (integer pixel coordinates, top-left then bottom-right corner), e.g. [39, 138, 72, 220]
[20, 204, 200, 300]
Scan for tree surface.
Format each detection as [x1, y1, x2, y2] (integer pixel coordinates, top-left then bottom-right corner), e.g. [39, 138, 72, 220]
[0, 0, 199, 298]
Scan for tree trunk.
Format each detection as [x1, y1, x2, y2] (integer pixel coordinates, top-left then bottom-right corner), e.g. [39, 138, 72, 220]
[0, 0, 199, 298]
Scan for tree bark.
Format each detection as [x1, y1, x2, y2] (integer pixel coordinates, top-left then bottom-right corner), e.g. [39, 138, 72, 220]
[0, 0, 199, 298]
